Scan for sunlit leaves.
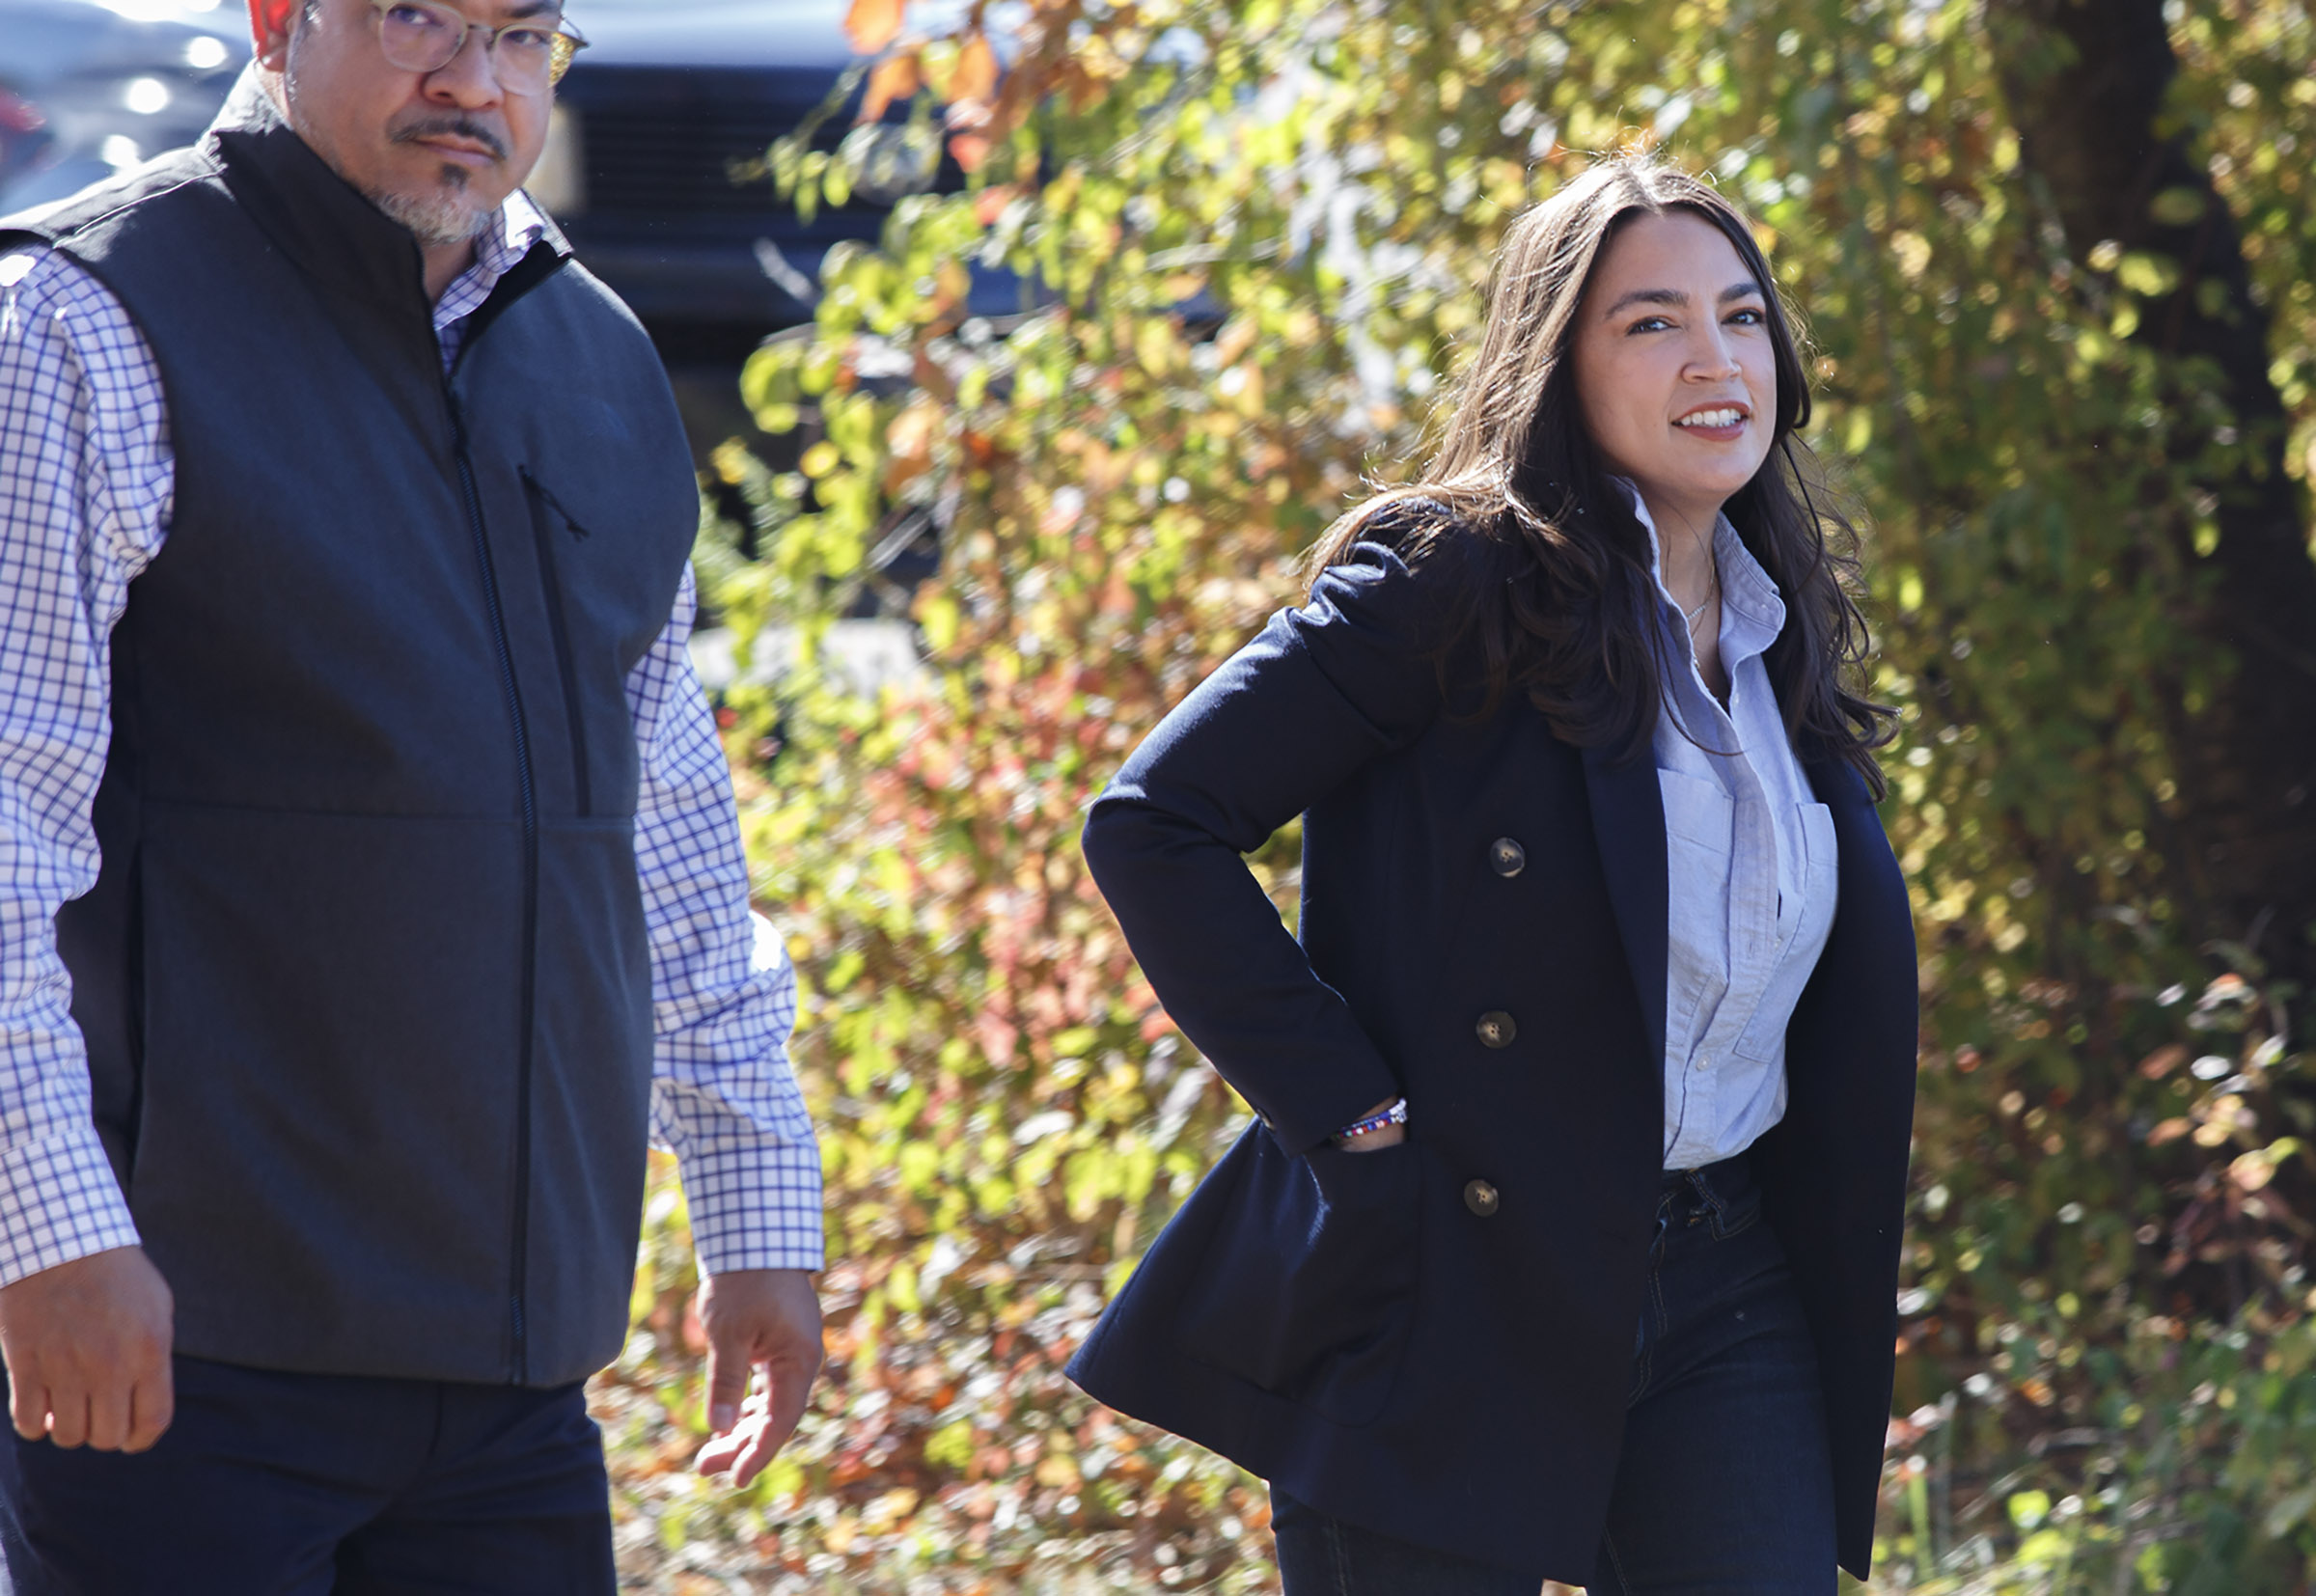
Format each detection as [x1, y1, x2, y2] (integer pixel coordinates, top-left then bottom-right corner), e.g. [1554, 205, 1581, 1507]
[620, 0, 2316, 1588]
[843, 0, 906, 57]
[861, 53, 924, 124]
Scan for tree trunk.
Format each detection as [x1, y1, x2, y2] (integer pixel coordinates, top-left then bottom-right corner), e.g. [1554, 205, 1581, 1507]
[1991, 0, 2316, 1008]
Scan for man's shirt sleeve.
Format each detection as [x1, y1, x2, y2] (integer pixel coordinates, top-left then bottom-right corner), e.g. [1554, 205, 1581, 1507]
[628, 564, 825, 1275]
[0, 250, 172, 1285]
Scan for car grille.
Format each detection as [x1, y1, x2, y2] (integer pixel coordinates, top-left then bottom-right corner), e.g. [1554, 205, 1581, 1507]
[564, 67, 859, 219]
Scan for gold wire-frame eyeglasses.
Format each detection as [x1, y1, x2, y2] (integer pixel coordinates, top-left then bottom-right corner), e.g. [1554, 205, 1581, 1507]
[366, 0, 590, 93]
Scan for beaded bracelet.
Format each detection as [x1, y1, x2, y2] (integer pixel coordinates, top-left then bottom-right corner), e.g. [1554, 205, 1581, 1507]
[1336, 1098, 1409, 1142]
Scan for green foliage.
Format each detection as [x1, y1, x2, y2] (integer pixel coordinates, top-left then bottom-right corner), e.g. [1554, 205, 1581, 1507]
[1882, 976, 2316, 1593]
[601, 0, 2316, 1588]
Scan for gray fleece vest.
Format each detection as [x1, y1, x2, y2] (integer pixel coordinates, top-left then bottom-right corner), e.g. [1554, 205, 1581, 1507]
[2, 80, 700, 1386]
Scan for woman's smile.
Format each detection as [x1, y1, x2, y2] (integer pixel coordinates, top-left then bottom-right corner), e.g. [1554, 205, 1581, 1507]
[1672, 401, 1752, 442]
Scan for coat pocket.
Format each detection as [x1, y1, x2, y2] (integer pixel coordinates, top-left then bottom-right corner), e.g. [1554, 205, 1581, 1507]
[1174, 1127, 1424, 1427]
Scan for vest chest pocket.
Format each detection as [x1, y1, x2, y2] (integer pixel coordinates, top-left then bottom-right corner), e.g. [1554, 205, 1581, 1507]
[521, 469, 597, 816]
[506, 448, 691, 821]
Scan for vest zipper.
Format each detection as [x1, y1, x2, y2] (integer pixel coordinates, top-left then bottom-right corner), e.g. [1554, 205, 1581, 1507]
[519, 468, 593, 816]
[447, 385, 539, 1384]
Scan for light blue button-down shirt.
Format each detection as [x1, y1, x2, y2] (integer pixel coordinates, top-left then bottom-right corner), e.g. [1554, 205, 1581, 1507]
[1627, 486, 1841, 1170]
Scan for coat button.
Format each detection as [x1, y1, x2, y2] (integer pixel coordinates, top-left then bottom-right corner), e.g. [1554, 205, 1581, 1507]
[1489, 837, 1526, 877]
[1475, 1010, 1517, 1048]
[1464, 1179, 1500, 1217]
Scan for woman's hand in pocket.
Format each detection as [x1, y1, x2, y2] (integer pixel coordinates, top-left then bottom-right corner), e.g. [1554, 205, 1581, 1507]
[1333, 1098, 1407, 1152]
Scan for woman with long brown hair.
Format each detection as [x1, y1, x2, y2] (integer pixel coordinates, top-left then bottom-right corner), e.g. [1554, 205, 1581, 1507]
[1066, 153, 1918, 1592]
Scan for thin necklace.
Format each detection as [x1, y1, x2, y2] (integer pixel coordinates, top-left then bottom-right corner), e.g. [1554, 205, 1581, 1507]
[1668, 512, 1718, 639]
[1682, 575, 1718, 637]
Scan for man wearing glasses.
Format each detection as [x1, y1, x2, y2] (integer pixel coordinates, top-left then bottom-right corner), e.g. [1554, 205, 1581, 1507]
[0, 1, 826, 1587]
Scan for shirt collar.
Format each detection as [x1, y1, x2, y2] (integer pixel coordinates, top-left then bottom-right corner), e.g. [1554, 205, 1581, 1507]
[431, 190, 550, 334]
[490, 189, 552, 275]
[1616, 478, 1787, 667]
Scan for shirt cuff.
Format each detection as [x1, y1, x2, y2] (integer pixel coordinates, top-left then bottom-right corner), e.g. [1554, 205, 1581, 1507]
[678, 1132, 826, 1277]
[0, 1128, 141, 1289]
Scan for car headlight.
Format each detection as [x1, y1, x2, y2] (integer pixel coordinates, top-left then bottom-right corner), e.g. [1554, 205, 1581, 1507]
[526, 104, 586, 218]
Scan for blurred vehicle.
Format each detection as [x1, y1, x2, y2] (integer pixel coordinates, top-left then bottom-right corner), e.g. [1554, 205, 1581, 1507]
[4, 1, 1011, 335]
[545, 0, 1017, 345]
[1, 0, 1006, 486]
[0, 0, 249, 212]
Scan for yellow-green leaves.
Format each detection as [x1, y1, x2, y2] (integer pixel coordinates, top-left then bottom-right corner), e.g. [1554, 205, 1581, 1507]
[613, 0, 2316, 1587]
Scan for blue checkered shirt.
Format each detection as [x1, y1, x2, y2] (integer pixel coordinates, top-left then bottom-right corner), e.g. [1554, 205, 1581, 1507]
[0, 194, 823, 1288]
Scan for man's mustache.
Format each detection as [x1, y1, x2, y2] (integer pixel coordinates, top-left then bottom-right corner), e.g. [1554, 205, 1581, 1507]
[389, 117, 510, 162]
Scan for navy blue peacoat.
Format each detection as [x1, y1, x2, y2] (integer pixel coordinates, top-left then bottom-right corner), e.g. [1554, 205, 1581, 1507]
[1067, 529, 1919, 1582]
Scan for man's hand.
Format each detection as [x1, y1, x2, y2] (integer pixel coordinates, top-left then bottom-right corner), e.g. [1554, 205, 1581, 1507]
[0, 1246, 174, 1452]
[693, 1268, 822, 1488]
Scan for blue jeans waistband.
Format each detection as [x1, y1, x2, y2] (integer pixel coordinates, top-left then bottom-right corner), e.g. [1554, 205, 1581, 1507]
[1661, 1149, 1754, 1197]
[1656, 1150, 1761, 1244]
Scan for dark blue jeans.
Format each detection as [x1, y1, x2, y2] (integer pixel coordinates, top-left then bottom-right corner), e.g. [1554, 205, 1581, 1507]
[1273, 1155, 1836, 1595]
[0, 1355, 616, 1595]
